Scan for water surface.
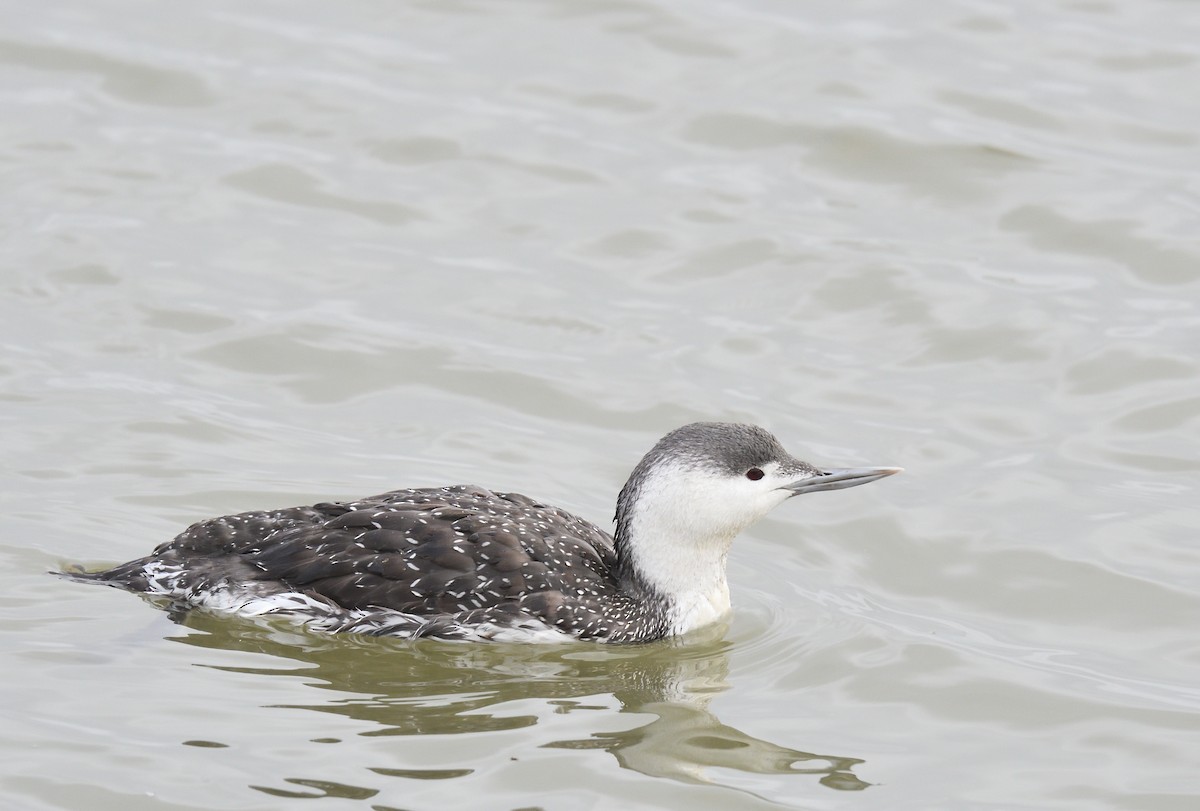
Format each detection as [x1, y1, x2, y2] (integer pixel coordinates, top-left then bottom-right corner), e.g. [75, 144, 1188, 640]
[3, 1, 1199, 809]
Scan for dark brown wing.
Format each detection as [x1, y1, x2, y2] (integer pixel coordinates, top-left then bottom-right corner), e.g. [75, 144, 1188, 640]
[78, 485, 667, 641]
[180, 486, 618, 612]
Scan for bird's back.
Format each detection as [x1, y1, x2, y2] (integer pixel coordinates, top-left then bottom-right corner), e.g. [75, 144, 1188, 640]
[77, 485, 666, 642]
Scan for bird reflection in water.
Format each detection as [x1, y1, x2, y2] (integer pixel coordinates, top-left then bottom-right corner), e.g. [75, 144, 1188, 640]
[165, 606, 869, 800]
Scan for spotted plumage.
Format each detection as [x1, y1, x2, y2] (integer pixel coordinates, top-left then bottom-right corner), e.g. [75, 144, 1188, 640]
[61, 423, 900, 643]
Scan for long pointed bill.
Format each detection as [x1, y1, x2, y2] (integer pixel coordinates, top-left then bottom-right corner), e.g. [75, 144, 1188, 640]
[783, 466, 903, 497]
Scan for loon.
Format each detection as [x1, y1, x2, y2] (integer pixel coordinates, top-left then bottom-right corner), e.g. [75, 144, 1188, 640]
[63, 423, 900, 643]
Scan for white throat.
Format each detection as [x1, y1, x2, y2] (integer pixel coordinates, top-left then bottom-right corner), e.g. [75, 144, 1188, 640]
[625, 509, 735, 636]
[618, 460, 792, 636]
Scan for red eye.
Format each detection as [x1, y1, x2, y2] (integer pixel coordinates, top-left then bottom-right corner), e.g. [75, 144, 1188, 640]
[746, 468, 764, 481]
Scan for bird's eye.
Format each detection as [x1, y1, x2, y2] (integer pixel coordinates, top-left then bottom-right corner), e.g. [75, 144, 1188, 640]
[746, 468, 765, 481]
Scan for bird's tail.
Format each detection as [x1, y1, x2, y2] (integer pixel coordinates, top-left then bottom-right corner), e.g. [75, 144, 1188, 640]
[51, 560, 152, 591]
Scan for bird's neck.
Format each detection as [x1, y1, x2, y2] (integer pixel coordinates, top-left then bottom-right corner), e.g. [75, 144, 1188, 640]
[615, 498, 737, 637]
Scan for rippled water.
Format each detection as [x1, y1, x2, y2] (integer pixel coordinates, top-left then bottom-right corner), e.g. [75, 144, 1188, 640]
[4, 1, 1199, 809]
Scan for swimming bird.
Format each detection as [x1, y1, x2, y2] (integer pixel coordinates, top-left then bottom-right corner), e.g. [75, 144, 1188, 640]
[63, 423, 900, 643]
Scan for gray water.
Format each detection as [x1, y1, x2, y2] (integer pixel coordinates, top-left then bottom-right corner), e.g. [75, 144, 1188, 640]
[3, 1, 1199, 809]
